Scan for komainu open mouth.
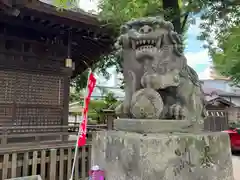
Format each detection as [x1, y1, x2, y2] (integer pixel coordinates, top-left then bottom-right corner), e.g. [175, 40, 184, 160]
[130, 37, 162, 55]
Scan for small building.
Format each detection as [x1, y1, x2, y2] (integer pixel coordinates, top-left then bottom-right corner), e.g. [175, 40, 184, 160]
[0, 1, 115, 179]
[203, 87, 236, 109]
[202, 79, 240, 106]
[0, 0, 113, 133]
[205, 95, 235, 110]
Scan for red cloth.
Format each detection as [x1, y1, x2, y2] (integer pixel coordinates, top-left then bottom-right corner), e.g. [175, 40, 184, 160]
[78, 72, 96, 147]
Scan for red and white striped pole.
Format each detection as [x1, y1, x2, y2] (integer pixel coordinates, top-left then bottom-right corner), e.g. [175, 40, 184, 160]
[69, 69, 97, 180]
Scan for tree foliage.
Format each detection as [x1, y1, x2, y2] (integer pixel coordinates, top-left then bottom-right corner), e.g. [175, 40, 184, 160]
[88, 92, 118, 121]
[211, 25, 240, 85]
[55, 0, 240, 90]
[69, 90, 82, 103]
[198, 2, 240, 85]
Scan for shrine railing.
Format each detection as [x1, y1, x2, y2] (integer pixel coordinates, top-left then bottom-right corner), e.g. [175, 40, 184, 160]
[0, 124, 108, 180]
[0, 124, 107, 147]
[0, 143, 91, 180]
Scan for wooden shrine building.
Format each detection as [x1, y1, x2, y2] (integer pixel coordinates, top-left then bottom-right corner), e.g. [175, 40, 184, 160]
[0, 0, 113, 135]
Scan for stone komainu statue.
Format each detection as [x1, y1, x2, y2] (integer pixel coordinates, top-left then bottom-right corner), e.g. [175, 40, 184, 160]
[115, 17, 206, 125]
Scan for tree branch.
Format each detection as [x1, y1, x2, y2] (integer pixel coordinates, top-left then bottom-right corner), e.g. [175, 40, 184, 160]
[181, 12, 189, 34]
[163, 0, 182, 34]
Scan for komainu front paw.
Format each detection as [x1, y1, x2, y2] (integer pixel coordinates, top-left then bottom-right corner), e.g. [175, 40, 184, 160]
[169, 104, 187, 120]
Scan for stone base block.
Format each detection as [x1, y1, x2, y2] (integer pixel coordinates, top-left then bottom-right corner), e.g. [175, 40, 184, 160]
[91, 131, 234, 180]
[114, 119, 203, 133]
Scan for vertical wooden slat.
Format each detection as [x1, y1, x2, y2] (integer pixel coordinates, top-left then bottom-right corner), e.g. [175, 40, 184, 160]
[67, 148, 72, 179]
[88, 145, 92, 170]
[41, 150, 46, 180]
[2, 154, 9, 179]
[23, 152, 29, 176]
[2, 129, 7, 145]
[32, 151, 38, 175]
[50, 149, 57, 180]
[63, 75, 70, 126]
[74, 149, 79, 180]
[81, 146, 86, 179]
[59, 148, 64, 180]
[11, 153, 17, 178]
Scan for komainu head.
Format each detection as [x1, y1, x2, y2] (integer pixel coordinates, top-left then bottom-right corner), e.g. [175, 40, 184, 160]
[116, 16, 185, 63]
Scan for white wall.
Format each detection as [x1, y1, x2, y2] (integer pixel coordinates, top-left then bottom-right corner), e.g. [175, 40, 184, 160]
[202, 79, 240, 93]
[202, 79, 228, 91]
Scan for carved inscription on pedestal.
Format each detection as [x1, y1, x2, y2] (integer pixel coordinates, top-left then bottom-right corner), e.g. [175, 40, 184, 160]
[173, 147, 195, 176]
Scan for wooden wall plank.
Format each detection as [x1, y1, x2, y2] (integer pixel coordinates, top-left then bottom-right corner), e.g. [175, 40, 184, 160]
[11, 153, 17, 178]
[23, 152, 29, 176]
[59, 148, 64, 180]
[88, 145, 91, 170]
[2, 153, 9, 179]
[41, 150, 46, 180]
[81, 146, 86, 179]
[74, 149, 79, 180]
[50, 149, 57, 180]
[67, 148, 72, 179]
[32, 151, 38, 175]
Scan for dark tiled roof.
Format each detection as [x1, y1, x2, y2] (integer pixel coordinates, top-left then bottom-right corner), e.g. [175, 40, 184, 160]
[205, 96, 235, 106]
[202, 86, 240, 97]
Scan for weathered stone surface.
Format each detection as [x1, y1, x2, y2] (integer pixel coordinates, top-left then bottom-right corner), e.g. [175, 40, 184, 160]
[130, 88, 164, 119]
[115, 119, 203, 133]
[92, 130, 234, 180]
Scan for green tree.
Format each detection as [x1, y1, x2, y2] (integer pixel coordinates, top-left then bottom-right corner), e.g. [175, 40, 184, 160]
[55, 0, 240, 90]
[87, 92, 118, 122]
[211, 25, 240, 85]
[69, 86, 83, 103]
[104, 92, 118, 107]
[198, 2, 240, 85]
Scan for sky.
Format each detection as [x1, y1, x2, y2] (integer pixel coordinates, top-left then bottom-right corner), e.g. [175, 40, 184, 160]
[79, 1, 212, 86]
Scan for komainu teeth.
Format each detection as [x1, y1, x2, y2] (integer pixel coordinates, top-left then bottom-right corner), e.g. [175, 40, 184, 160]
[131, 40, 136, 49]
[156, 39, 161, 48]
[143, 40, 146, 44]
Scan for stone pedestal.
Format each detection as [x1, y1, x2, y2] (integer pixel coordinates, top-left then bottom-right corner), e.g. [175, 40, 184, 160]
[91, 119, 234, 180]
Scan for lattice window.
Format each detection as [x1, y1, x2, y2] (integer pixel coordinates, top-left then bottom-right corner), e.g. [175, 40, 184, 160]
[15, 107, 62, 130]
[0, 105, 12, 128]
[0, 32, 68, 132]
[0, 70, 65, 129]
[15, 72, 64, 105]
[0, 71, 15, 103]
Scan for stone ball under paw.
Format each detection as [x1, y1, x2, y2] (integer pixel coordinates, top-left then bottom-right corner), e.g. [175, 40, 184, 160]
[130, 88, 163, 119]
